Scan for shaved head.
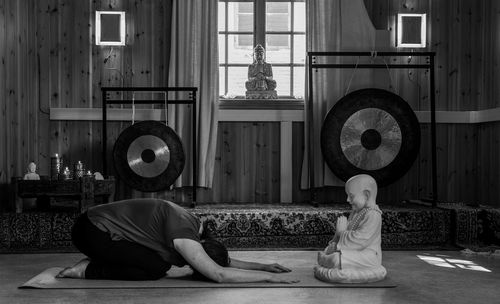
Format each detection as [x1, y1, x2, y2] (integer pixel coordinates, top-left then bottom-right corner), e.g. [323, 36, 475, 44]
[346, 174, 377, 194]
[345, 174, 378, 209]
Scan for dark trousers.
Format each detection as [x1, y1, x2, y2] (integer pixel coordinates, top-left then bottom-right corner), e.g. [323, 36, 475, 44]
[72, 212, 171, 280]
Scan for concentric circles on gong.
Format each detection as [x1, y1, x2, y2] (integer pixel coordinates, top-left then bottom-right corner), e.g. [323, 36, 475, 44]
[127, 135, 171, 178]
[321, 88, 420, 187]
[113, 120, 185, 192]
[340, 108, 402, 170]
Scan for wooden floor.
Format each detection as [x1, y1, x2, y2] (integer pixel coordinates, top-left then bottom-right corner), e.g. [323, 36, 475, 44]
[1, 250, 500, 304]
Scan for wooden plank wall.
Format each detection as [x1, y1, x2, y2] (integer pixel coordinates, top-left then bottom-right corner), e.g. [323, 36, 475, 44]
[359, 0, 497, 206]
[211, 122, 281, 203]
[430, 0, 498, 205]
[0, 0, 176, 211]
[1, 0, 499, 209]
[475, 0, 500, 206]
[0, 0, 39, 210]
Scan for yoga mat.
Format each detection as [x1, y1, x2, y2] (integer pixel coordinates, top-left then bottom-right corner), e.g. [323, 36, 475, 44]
[20, 266, 396, 289]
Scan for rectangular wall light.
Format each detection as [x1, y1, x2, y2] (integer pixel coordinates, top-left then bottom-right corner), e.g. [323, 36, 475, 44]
[397, 13, 426, 48]
[95, 11, 126, 46]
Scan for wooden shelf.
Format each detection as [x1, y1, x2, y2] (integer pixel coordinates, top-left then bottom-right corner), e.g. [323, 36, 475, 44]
[12, 177, 115, 213]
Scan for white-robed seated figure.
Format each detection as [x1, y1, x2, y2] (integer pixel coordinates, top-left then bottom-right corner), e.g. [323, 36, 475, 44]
[314, 174, 387, 283]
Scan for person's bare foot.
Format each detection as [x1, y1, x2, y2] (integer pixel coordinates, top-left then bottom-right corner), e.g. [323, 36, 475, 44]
[56, 258, 90, 279]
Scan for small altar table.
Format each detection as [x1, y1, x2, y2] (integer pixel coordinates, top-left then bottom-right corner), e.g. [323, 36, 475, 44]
[12, 177, 115, 213]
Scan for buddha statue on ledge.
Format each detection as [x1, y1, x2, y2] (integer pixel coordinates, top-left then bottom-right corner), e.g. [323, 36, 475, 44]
[23, 162, 40, 180]
[245, 44, 278, 99]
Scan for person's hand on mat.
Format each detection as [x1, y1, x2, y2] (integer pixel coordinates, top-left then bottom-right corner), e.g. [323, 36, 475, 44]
[262, 263, 292, 273]
[267, 274, 300, 284]
[336, 216, 348, 233]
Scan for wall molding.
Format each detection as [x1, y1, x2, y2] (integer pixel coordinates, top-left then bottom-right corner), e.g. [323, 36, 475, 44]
[415, 107, 500, 124]
[50, 107, 500, 124]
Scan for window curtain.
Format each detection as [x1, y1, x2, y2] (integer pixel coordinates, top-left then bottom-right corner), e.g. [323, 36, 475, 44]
[168, 0, 219, 188]
[301, 0, 376, 189]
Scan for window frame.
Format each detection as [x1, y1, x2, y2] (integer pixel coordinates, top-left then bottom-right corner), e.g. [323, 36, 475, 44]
[219, 0, 305, 99]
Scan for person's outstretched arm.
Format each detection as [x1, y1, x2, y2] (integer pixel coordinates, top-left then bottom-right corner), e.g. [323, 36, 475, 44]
[173, 238, 298, 284]
[229, 258, 291, 273]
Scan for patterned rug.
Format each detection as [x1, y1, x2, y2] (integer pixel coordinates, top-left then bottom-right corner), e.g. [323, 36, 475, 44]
[482, 208, 500, 245]
[437, 203, 482, 247]
[0, 203, 458, 252]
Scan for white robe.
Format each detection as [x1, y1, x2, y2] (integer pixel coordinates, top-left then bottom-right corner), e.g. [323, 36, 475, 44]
[315, 207, 386, 283]
[337, 207, 383, 268]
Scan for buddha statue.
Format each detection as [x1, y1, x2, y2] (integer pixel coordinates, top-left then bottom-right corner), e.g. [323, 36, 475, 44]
[23, 162, 40, 180]
[245, 44, 278, 99]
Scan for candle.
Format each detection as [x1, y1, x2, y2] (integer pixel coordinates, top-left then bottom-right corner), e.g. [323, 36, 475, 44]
[50, 153, 63, 180]
[74, 161, 85, 179]
[62, 166, 72, 180]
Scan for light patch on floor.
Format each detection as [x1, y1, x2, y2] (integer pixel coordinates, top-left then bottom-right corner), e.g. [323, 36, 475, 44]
[417, 254, 492, 272]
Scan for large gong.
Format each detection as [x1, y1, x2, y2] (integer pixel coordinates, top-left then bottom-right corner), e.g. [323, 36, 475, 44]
[320, 88, 420, 187]
[113, 120, 185, 192]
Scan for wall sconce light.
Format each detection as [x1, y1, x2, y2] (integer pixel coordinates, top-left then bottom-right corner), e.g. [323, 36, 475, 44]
[396, 13, 426, 48]
[95, 11, 126, 46]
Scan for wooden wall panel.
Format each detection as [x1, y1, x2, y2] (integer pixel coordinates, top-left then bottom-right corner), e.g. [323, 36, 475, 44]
[0, 0, 39, 210]
[211, 122, 281, 204]
[481, 0, 500, 109]
[363, 0, 389, 30]
[477, 122, 500, 205]
[438, 124, 479, 203]
[365, 0, 496, 111]
[0, 0, 6, 205]
[36, 0, 54, 176]
[5, 0, 17, 180]
[1, 0, 500, 209]
[429, 0, 490, 111]
[362, 0, 499, 208]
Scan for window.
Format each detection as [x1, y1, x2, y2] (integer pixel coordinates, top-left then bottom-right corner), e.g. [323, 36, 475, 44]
[219, 0, 306, 99]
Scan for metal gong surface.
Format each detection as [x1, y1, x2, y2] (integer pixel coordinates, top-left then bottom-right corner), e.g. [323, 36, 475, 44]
[321, 88, 420, 187]
[127, 135, 171, 178]
[113, 120, 185, 192]
[340, 108, 402, 170]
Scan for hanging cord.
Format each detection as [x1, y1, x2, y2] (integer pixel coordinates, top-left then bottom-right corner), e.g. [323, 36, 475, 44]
[370, 51, 395, 91]
[382, 56, 395, 92]
[344, 52, 396, 95]
[344, 56, 360, 96]
[131, 92, 136, 125]
[131, 91, 168, 125]
[370, 51, 396, 92]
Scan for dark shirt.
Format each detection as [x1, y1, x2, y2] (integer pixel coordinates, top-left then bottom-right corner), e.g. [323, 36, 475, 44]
[87, 199, 200, 266]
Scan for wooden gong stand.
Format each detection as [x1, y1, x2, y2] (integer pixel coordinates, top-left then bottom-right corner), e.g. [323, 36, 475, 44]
[101, 87, 198, 207]
[307, 51, 437, 206]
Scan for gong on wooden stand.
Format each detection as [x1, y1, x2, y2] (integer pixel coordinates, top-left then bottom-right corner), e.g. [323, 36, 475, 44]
[101, 87, 198, 206]
[307, 51, 437, 205]
[113, 120, 185, 192]
[321, 88, 420, 187]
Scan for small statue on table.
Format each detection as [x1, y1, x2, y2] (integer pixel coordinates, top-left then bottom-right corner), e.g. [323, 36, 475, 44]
[245, 44, 278, 99]
[23, 162, 40, 180]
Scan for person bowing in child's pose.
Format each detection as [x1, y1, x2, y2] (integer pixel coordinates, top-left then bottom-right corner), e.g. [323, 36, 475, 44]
[314, 174, 387, 283]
